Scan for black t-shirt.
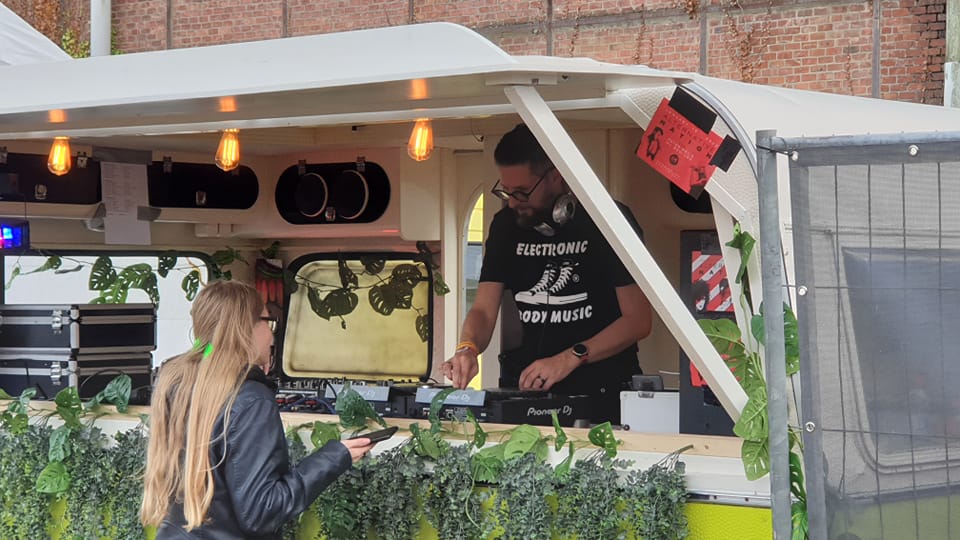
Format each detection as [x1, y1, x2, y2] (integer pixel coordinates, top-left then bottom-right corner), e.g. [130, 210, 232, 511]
[479, 200, 642, 395]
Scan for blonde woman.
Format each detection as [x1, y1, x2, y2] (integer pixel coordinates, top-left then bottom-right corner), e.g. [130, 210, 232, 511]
[141, 280, 373, 538]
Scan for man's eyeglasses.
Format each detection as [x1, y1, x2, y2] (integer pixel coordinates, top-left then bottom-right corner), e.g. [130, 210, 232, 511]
[491, 166, 555, 202]
[260, 316, 278, 333]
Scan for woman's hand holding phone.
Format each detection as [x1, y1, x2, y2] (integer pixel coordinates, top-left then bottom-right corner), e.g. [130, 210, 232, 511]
[341, 438, 375, 463]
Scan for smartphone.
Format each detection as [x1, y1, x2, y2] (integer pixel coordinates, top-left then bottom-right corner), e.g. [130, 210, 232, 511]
[348, 426, 398, 443]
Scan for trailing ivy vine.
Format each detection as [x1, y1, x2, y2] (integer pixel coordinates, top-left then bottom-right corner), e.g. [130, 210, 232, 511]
[697, 222, 807, 539]
[4, 248, 247, 305]
[294, 242, 450, 341]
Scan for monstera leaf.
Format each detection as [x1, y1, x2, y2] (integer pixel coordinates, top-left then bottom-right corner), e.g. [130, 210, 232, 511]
[325, 288, 359, 317]
[368, 284, 397, 316]
[588, 422, 619, 458]
[742, 438, 770, 481]
[335, 383, 386, 429]
[338, 258, 358, 289]
[157, 252, 177, 278]
[307, 287, 332, 320]
[118, 263, 160, 304]
[733, 387, 768, 442]
[415, 314, 429, 342]
[89, 256, 118, 291]
[181, 270, 200, 301]
[726, 222, 755, 285]
[359, 256, 385, 275]
[391, 264, 422, 288]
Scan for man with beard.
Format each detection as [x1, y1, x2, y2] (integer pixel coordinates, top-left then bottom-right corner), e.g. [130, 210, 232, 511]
[440, 124, 652, 423]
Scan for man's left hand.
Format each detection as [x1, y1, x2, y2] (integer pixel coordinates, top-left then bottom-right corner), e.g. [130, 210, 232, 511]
[519, 351, 580, 391]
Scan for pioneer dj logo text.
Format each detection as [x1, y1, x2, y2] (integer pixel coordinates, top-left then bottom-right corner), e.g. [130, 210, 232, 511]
[527, 405, 574, 417]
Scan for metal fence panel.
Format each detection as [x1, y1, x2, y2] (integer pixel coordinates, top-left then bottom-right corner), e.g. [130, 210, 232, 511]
[788, 134, 960, 540]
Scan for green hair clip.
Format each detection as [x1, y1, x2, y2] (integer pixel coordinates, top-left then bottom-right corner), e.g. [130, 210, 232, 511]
[193, 339, 214, 360]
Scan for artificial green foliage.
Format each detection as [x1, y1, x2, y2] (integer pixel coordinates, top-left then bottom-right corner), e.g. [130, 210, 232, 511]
[0, 387, 35, 435]
[697, 225, 808, 538]
[624, 451, 689, 540]
[466, 409, 487, 448]
[587, 421, 619, 458]
[410, 422, 449, 460]
[357, 445, 424, 540]
[6, 249, 246, 306]
[503, 424, 548, 461]
[310, 421, 342, 448]
[0, 424, 52, 539]
[281, 432, 309, 540]
[335, 383, 387, 429]
[209, 247, 247, 280]
[0, 375, 691, 540]
[554, 453, 630, 540]
[181, 270, 201, 301]
[297, 250, 448, 341]
[103, 429, 148, 537]
[491, 453, 555, 539]
[470, 442, 506, 483]
[0, 375, 146, 540]
[5, 255, 62, 290]
[429, 388, 458, 432]
[415, 241, 451, 296]
[422, 444, 490, 539]
[751, 303, 801, 376]
[61, 426, 146, 539]
[551, 410, 568, 451]
[726, 222, 755, 286]
[313, 466, 365, 540]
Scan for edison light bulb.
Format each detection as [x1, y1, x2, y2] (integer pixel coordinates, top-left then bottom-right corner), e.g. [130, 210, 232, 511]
[215, 128, 240, 171]
[407, 119, 434, 162]
[47, 137, 72, 176]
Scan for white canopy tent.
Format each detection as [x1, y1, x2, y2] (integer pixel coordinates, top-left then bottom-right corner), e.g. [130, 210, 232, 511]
[0, 3, 70, 66]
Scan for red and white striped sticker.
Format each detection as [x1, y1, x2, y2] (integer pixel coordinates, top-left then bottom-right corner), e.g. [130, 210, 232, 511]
[691, 251, 733, 313]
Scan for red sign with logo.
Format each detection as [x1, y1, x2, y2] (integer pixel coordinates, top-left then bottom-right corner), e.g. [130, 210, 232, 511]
[636, 98, 723, 198]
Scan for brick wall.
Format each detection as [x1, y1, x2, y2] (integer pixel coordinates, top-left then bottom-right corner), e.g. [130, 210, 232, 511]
[6, 0, 948, 104]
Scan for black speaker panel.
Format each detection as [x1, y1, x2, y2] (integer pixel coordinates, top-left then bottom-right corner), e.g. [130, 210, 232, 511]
[0, 152, 100, 204]
[275, 161, 390, 225]
[147, 162, 258, 209]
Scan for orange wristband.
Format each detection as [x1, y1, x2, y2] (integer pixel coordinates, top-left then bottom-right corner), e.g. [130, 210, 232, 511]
[455, 340, 480, 355]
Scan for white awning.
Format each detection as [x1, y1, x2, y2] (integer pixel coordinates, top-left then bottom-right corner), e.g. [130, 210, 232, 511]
[0, 22, 687, 139]
[0, 3, 70, 66]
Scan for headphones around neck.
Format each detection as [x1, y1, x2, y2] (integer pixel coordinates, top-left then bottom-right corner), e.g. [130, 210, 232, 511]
[533, 192, 577, 237]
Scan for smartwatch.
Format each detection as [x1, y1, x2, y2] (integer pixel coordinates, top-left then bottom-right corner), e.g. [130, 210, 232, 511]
[571, 343, 589, 364]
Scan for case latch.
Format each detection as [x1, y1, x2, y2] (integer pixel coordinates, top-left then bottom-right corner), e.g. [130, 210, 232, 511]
[49, 362, 74, 386]
[49, 362, 62, 386]
[51, 310, 63, 334]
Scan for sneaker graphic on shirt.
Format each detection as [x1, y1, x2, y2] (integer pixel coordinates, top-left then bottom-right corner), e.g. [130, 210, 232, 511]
[514, 260, 588, 306]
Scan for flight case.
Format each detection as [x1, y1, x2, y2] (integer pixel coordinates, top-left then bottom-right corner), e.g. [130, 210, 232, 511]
[0, 303, 156, 354]
[0, 304, 157, 403]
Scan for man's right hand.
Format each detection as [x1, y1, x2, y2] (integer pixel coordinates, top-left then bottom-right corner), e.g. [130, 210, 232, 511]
[441, 348, 479, 389]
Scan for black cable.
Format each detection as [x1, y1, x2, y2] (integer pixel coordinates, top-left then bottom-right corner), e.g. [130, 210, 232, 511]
[77, 368, 126, 396]
[321, 378, 339, 401]
[24, 359, 50, 400]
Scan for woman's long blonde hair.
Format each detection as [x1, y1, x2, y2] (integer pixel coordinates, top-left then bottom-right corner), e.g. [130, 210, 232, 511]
[141, 280, 265, 530]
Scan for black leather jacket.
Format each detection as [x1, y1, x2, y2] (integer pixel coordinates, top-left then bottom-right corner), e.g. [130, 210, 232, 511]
[156, 368, 352, 539]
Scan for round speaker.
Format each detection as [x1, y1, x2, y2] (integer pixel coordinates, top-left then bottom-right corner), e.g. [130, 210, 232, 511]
[294, 172, 329, 218]
[330, 169, 369, 220]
